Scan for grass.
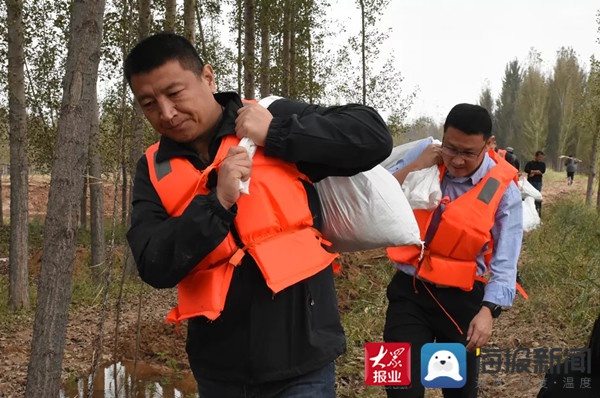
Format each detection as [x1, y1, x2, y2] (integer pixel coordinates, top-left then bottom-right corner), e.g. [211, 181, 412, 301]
[335, 250, 395, 397]
[519, 198, 600, 340]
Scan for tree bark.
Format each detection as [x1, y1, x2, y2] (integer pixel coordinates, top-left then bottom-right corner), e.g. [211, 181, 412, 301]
[236, 0, 243, 93]
[281, 0, 291, 97]
[0, 170, 3, 226]
[79, 173, 88, 230]
[585, 128, 598, 206]
[258, 0, 270, 98]
[360, 0, 366, 105]
[183, 0, 196, 45]
[289, 0, 296, 99]
[6, 0, 30, 311]
[243, 0, 256, 100]
[124, 0, 151, 276]
[24, 0, 106, 395]
[164, 0, 176, 32]
[89, 100, 105, 282]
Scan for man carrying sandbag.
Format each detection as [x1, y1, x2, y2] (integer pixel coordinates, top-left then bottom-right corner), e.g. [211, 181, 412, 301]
[384, 104, 523, 398]
[125, 32, 393, 397]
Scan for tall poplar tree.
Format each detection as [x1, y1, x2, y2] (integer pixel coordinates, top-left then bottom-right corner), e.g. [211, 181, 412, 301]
[243, 0, 256, 99]
[6, 0, 29, 311]
[25, 0, 106, 393]
[494, 59, 522, 149]
[546, 47, 586, 168]
[516, 49, 548, 162]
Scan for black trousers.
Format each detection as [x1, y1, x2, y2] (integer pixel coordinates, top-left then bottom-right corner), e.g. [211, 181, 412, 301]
[383, 271, 485, 398]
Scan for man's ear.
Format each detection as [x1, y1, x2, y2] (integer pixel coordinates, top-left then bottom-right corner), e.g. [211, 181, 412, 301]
[201, 64, 216, 91]
[487, 135, 496, 149]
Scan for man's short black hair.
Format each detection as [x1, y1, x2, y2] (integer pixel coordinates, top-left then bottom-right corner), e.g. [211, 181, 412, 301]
[124, 32, 205, 85]
[535, 150, 545, 156]
[443, 103, 492, 140]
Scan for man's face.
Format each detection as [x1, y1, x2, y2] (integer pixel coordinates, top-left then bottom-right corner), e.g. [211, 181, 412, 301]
[130, 60, 222, 145]
[440, 126, 491, 178]
[535, 154, 544, 161]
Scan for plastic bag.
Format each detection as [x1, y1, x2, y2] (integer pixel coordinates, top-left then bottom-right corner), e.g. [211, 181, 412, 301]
[400, 139, 443, 210]
[380, 137, 433, 170]
[402, 165, 442, 210]
[522, 196, 541, 232]
[315, 165, 422, 253]
[518, 177, 543, 201]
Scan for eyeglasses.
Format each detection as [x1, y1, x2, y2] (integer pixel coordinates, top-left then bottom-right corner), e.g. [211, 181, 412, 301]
[440, 142, 487, 160]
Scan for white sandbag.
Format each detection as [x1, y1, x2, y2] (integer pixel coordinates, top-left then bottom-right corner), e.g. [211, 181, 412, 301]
[518, 177, 543, 201]
[315, 165, 422, 253]
[522, 196, 541, 232]
[380, 137, 433, 170]
[402, 165, 442, 210]
[399, 139, 443, 210]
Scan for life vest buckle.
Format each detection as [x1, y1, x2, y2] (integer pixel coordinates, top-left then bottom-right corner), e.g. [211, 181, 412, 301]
[229, 248, 246, 266]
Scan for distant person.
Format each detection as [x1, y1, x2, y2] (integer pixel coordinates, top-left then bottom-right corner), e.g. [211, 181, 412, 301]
[504, 147, 520, 171]
[385, 103, 523, 398]
[524, 150, 545, 216]
[124, 32, 393, 397]
[563, 155, 581, 185]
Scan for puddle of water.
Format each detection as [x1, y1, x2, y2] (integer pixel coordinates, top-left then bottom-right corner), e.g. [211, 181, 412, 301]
[61, 359, 198, 398]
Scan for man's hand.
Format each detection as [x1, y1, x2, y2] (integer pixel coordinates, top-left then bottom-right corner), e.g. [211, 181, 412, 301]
[235, 104, 273, 147]
[392, 143, 442, 184]
[216, 146, 252, 209]
[465, 307, 494, 351]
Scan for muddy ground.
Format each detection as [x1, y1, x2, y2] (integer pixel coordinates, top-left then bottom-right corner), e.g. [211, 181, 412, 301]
[0, 171, 592, 397]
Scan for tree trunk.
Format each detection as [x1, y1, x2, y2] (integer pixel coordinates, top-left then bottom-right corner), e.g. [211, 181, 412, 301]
[6, 0, 30, 312]
[586, 127, 598, 206]
[195, 1, 206, 55]
[243, 0, 256, 100]
[89, 100, 105, 282]
[281, 0, 291, 97]
[258, 0, 270, 98]
[236, 0, 243, 94]
[183, 0, 196, 45]
[164, 0, 176, 32]
[359, 0, 366, 105]
[24, 0, 106, 395]
[307, 27, 313, 103]
[0, 170, 3, 226]
[289, 0, 296, 99]
[79, 173, 88, 230]
[123, 0, 151, 276]
[121, 163, 128, 225]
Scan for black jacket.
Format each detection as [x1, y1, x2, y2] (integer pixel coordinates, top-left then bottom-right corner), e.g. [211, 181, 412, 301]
[126, 92, 393, 383]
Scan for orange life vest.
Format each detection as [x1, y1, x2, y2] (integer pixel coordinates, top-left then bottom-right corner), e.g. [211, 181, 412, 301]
[146, 135, 338, 322]
[497, 148, 507, 158]
[386, 149, 518, 291]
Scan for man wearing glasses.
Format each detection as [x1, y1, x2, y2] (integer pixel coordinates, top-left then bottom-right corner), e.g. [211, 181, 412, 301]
[384, 103, 523, 398]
